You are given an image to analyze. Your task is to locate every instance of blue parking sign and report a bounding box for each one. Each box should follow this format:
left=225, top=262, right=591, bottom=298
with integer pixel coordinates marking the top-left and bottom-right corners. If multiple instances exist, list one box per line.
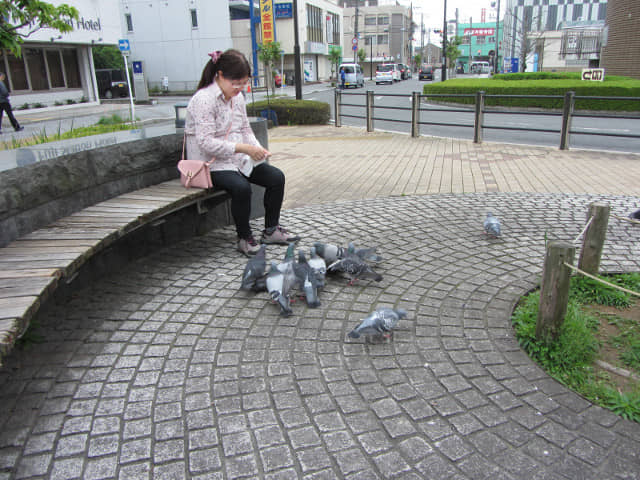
left=118, top=39, right=130, bottom=52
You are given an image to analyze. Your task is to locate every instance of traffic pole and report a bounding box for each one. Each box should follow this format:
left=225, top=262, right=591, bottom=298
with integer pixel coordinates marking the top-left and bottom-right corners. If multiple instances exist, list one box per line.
left=123, top=53, right=135, bottom=124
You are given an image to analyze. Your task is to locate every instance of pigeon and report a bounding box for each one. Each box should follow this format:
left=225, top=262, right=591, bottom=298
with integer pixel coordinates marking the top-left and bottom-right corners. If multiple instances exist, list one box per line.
left=240, top=244, right=267, bottom=292
left=314, top=241, right=383, bottom=265
left=348, top=307, right=408, bottom=339
left=293, top=251, right=321, bottom=308
left=313, top=242, right=345, bottom=265
left=277, top=243, right=298, bottom=299
left=265, top=261, right=292, bottom=317
left=629, top=208, right=640, bottom=220
left=327, top=247, right=383, bottom=285
left=483, top=212, right=501, bottom=237
left=348, top=242, right=383, bottom=263
left=307, top=246, right=327, bottom=288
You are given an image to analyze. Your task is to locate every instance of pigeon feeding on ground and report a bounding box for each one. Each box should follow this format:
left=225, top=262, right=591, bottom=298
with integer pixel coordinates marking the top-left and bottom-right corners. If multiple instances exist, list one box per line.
left=348, top=307, right=407, bottom=340
left=314, top=241, right=383, bottom=265
left=240, top=244, right=267, bottom=292
left=483, top=212, right=501, bottom=237
left=293, top=251, right=321, bottom=308
left=327, top=244, right=383, bottom=285
left=307, top=247, right=327, bottom=288
left=266, top=261, right=292, bottom=317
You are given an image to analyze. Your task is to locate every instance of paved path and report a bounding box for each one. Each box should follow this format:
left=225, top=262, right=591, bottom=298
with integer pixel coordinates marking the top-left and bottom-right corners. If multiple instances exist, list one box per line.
left=1, top=126, right=640, bottom=479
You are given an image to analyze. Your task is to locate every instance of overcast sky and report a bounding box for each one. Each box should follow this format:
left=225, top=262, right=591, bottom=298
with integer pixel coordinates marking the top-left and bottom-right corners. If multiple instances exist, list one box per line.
left=408, top=0, right=502, bottom=29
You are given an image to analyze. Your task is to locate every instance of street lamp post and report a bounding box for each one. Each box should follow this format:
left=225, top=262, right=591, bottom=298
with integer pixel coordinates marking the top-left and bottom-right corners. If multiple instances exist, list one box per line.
left=292, top=0, right=302, bottom=99
left=494, top=0, right=501, bottom=73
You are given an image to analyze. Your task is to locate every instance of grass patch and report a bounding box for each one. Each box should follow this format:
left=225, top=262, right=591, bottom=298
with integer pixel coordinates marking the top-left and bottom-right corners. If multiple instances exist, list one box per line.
left=512, top=273, right=640, bottom=423
left=0, top=115, right=136, bottom=151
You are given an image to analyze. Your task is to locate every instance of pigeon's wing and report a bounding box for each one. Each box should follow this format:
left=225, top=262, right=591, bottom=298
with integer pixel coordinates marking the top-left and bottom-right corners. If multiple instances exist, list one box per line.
left=356, top=247, right=383, bottom=263
left=348, top=311, right=382, bottom=338
left=241, top=252, right=266, bottom=290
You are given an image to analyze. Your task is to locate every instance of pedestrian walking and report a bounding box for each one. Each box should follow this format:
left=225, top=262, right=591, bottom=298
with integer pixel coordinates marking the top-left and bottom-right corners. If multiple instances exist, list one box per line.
left=0, top=72, right=24, bottom=134
left=340, top=67, right=346, bottom=89
left=184, top=49, right=300, bottom=256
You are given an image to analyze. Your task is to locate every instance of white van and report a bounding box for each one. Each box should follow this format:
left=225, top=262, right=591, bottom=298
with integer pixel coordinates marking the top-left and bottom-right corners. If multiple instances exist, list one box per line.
left=470, top=61, right=491, bottom=75
left=338, top=63, right=365, bottom=88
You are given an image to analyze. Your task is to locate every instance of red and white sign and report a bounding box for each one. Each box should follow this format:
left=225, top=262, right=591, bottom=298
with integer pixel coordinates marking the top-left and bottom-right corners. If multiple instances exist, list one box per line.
left=464, top=28, right=495, bottom=37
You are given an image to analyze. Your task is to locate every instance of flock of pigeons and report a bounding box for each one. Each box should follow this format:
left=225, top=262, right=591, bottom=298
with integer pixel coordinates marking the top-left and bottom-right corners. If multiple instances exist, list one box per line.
left=240, top=241, right=405, bottom=341
left=238, top=212, right=503, bottom=341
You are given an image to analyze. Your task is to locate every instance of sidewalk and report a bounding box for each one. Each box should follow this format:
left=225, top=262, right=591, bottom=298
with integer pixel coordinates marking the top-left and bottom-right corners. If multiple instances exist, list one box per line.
left=0, top=126, right=639, bottom=479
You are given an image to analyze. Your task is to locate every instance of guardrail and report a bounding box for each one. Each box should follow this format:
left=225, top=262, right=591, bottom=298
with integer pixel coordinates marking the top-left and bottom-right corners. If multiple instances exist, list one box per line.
left=334, top=90, right=640, bottom=150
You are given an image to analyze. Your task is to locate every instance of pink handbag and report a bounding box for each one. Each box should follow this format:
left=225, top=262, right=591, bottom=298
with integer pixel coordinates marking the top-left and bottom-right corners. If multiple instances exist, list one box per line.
left=177, top=134, right=214, bottom=189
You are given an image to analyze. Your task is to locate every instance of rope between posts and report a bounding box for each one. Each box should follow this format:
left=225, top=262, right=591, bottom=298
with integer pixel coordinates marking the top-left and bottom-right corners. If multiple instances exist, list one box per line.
left=574, top=216, right=594, bottom=244
left=563, top=262, right=640, bottom=298
left=612, top=214, right=640, bottom=225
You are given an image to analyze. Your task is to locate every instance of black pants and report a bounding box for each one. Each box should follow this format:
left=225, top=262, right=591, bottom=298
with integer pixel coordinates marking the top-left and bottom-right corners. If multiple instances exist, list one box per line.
left=210, top=163, right=285, bottom=239
left=0, top=102, right=20, bottom=130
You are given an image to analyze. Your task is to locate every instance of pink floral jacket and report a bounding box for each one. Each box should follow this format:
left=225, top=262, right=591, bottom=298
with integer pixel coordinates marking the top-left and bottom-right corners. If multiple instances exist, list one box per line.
left=184, top=81, right=262, bottom=176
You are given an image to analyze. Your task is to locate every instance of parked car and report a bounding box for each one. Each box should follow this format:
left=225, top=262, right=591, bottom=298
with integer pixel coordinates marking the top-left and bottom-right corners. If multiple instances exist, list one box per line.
left=273, top=69, right=283, bottom=87
left=95, top=69, right=129, bottom=99
left=338, top=63, right=365, bottom=88
left=376, top=63, right=400, bottom=84
left=418, top=65, right=434, bottom=81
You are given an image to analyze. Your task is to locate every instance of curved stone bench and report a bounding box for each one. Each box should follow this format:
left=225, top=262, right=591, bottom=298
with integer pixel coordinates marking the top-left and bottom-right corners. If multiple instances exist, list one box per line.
left=0, top=118, right=269, bottom=364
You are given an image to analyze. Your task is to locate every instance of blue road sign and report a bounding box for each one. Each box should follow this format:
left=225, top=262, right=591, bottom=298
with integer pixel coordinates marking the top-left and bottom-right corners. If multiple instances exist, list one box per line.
left=118, top=39, right=130, bottom=52
left=132, top=61, right=143, bottom=74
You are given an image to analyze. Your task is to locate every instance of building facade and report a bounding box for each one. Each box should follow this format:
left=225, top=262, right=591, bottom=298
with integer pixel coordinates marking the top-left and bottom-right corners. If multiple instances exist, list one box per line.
left=340, top=1, right=412, bottom=78
left=455, top=21, right=504, bottom=73
left=1, top=0, right=121, bottom=105
left=601, top=0, right=640, bottom=79
left=502, top=0, right=608, bottom=72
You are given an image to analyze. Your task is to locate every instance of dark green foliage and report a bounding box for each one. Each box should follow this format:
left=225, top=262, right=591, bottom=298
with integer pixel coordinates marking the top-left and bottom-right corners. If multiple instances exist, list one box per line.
left=423, top=72, right=640, bottom=111
left=571, top=276, right=631, bottom=308
left=247, top=99, right=330, bottom=125
left=92, top=45, right=125, bottom=70
left=511, top=274, right=640, bottom=423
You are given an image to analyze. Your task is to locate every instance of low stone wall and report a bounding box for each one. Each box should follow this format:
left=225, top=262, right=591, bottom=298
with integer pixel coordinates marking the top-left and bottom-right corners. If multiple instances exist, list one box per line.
left=0, top=118, right=268, bottom=247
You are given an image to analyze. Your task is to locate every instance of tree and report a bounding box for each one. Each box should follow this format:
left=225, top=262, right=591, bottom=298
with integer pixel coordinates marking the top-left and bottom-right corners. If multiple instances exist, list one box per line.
left=258, top=41, right=282, bottom=97
left=93, top=45, right=123, bottom=70
left=357, top=48, right=366, bottom=65
left=0, top=0, right=79, bottom=56
left=505, top=6, right=543, bottom=72
left=414, top=53, right=422, bottom=69
left=445, top=36, right=462, bottom=73
left=328, top=45, right=342, bottom=82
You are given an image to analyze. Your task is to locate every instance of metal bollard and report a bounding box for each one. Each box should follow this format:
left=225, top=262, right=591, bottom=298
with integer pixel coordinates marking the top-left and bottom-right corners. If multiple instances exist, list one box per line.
left=560, top=91, right=575, bottom=150
left=473, top=91, right=485, bottom=144
left=411, top=92, right=420, bottom=138
left=366, top=90, right=374, bottom=132
left=334, top=89, right=342, bottom=127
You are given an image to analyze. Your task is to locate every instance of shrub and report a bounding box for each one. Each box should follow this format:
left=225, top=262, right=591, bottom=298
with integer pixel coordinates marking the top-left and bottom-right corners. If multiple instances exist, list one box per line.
left=423, top=73, right=640, bottom=111
left=18, top=103, right=30, bottom=110
left=54, top=101, right=64, bottom=106
left=66, top=99, right=77, bottom=105
left=32, top=102, right=46, bottom=109
left=247, top=98, right=330, bottom=125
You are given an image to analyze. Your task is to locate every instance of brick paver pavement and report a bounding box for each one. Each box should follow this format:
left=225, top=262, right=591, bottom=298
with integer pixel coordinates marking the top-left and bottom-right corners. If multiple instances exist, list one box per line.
left=1, top=126, right=639, bottom=479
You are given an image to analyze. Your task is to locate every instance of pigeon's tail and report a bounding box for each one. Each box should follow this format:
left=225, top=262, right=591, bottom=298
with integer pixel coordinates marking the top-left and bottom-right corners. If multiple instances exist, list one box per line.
left=630, top=208, right=640, bottom=220
left=277, top=295, right=292, bottom=316
left=252, top=276, right=267, bottom=292
left=348, top=330, right=360, bottom=339
left=373, top=274, right=383, bottom=282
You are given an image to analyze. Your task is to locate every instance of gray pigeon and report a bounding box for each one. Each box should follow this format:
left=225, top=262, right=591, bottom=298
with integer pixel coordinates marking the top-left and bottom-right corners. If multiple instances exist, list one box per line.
left=293, top=251, right=321, bottom=308
left=266, top=261, right=292, bottom=316
left=313, top=242, right=344, bottom=265
left=308, top=246, right=327, bottom=288
left=240, top=244, right=267, bottom=292
left=314, top=241, right=382, bottom=265
left=629, top=208, right=640, bottom=220
left=328, top=246, right=383, bottom=285
left=483, top=212, right=501, bottom=237
left=348, top=307, right=407, bottom=339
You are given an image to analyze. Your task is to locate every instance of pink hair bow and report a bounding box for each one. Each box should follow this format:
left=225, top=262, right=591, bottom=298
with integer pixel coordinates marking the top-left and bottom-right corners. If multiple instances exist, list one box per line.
left=208, top=50, right=222, bottom=63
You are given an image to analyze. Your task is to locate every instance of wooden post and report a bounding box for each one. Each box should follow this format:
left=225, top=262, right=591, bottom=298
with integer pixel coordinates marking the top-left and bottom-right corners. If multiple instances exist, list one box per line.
left=473, top=91, right=484, bottom=144
left=366, top=90, right=374, bottom=132
left=536, top=241, right=576, bottom=343
left=411, top=91, right=420, bottom=138
left=578, top=202, right=610, bottom=275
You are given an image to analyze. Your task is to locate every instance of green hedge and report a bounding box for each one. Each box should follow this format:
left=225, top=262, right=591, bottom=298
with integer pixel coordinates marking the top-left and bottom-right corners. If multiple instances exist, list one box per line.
left=247, top=98, right=330, bottom=125
left=423, top=73, right=640, bottom=111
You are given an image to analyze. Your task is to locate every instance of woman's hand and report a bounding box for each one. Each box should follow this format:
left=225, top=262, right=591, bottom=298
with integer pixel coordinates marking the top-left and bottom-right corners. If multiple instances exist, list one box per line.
left=236, top=143, right=271, bottom=162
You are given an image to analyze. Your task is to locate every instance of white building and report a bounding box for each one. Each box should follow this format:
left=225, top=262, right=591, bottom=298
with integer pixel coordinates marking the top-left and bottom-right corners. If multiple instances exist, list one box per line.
left=119, top=0, right=344, bottom=91
left=1, top=0, right=121, bottom=105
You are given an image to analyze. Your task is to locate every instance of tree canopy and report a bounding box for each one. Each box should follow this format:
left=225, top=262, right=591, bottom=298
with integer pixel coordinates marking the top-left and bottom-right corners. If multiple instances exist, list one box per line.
left=0, top=0, right=79, bottom=56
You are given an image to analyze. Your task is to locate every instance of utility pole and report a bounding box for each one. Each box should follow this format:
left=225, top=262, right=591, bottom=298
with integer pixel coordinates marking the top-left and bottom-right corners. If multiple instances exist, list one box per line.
left=442, top=0, right=447, bottom=81
left=293, top=0, right=302, bottom=99
left=494, top=0, right=501, bottom=73
left=469, top=16, right=473, bottom=68
left=354, top=0, right=359, bottom=63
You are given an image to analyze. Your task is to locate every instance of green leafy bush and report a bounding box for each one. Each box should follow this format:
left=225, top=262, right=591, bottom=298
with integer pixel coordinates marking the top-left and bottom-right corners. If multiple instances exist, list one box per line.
left=423, top=73, right=640, bottom=111
left=247, top=98, right=330, bottom=125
